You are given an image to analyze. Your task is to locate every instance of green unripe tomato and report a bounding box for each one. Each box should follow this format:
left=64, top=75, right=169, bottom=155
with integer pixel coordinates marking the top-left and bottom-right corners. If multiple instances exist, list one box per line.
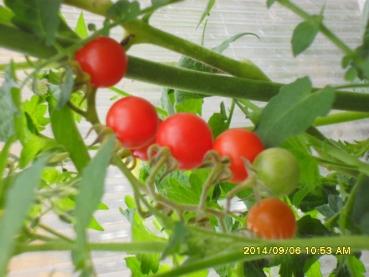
left=253, top=148, right=299, bottom=196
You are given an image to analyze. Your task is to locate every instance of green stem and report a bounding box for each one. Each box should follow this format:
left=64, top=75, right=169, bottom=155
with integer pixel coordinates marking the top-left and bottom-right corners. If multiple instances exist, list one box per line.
left=38, top=223, right=73, bottom=242
left=0, top=61, right=34, bottom=71
left=154, top=250, right=264, bottom=277
left=314, top=111, right=369, bottom=126
left=334, top=83, right=369, bottom=90
left=17, top=241, right=166, bottom=253
left=127, top=56, right=369, bottom=112
left=123, top=20, right=269, bottom=80
left=0, top=25, right=57, bottom=58
left=278, top=0, right=354, bottom=56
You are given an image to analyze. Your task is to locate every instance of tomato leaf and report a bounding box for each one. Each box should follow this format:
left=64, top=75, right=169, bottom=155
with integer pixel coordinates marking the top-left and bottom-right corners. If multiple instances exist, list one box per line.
left=58, top=66, right=75, bottom=109
left=107, top=0, right=141, bottom=21
left=156, top=170, right=203, bottom=205
left=0, top=138, right=13, bottom=182
left=49, top=99, right=90, bottom=172
left=197, top=0, right=216, bottom=28
left=5, top=0, right=61, bottom=45
left=0, top=64, right=18, bottom=142
left=0, top=157, right=46, bottom=275
left=291, top=16, right=321, bottom=56
left=75, top=12, right=88, bottom=39
left=305, top=259, right=323, bottom=277
left=283, top=136, right=320, bottom=206
left=256, top=77, right=335, bottom=147
left=208, top=102, right=228, bottom=137
left=19, top=134, right=57, bottom=168
left=0, top=5, right=13, bottom=25
left=22, top=95, right=49, bottom=132
left=73, top=136, right=115, bottom=271
left=161, top=221, right=187, bottom=259
left=348, top=175, right=369, bottom=234
left=122, top=196, right=163, bottom=275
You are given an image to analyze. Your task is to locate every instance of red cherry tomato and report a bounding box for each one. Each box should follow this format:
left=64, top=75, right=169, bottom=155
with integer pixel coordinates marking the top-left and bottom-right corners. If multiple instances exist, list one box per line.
left=106, top=96, right=158, bottom=149
left=247, top=198, right=296, bottom=239
left=75, top=37, right=128, bottom=87
left=213, top=128, right=264, bottom=183
left=156, top=113, right=213, bottom=169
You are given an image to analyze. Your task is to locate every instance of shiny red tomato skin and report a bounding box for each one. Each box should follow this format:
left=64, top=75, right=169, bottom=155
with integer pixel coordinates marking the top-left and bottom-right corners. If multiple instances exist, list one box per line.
left=156, top=113, right=213, bottom=169
left=75, top=37, right=128, bottom=88
left=247, top=198, right=296, bottom=239
left=213, top=128, right=264, bottom=183
left=106, top=96, right=158, bottom=149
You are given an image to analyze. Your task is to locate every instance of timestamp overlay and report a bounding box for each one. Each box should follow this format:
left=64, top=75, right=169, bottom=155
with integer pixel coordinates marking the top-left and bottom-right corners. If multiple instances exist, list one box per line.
left=243, top=246, right=352, bottom=256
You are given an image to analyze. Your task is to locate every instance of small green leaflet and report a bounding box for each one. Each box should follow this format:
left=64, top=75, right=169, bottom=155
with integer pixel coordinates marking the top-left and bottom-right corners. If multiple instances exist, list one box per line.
left=5, top=0, right=61, bottom=45
left=73, top=136, right=115, bottom=271
left=49, top=100, right=90, bottom=172
left=348, top=175, right=369, bottom=235
left=0, top=138, right=14, bottom=182
left=256, top=77, right=335, bottom=147
left=107, top=0, right=141, bottom=21
left=305, top=259, right=322, bottom=277
left=75, top=12, right=89, bottom=39
left=0, top=157, right=46, bottom=276
left=0, top=64, right=19, bottom=142
left=208, top=102, right=228, bottom=137
left=197, top=0, right=216, bottom=28
left=291, top=16, right=321, bottom=56
left=58, top=66, right=75, bottom=109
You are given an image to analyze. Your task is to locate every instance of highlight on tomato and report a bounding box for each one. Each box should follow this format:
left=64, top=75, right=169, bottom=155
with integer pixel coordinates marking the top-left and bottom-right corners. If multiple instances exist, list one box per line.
left=75, top=36, right=128, bottom=87
left=106, top=96, right=159, bottom=149
left=156, top=113, right=213, bottom=169
left=213, top=128, right=264, bottom=183
left=247, top=198, right=296, bottom=239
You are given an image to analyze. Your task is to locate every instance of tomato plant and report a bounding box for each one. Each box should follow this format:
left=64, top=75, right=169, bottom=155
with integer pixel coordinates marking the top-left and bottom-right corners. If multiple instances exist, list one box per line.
left=75, top=36, right=128, bottom=87
left=156, top=113, right=213, bottom=169
left=247, top=198, right=296, bottom=239
left=0, top=0, right=369, bottom=276
left=213, top=128, right=264, bottom=183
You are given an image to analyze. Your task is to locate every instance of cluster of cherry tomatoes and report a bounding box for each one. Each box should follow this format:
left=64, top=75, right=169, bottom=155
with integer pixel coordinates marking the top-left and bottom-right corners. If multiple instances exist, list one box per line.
left=75, top=36, right=299, bottom=240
